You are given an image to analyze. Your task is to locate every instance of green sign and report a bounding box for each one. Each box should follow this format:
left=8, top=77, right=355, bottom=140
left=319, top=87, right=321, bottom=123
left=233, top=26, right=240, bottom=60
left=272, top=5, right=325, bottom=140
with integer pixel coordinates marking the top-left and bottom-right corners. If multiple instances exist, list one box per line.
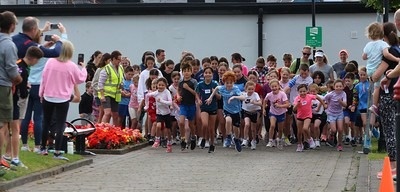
left=306, top=26, right=322, bottom=47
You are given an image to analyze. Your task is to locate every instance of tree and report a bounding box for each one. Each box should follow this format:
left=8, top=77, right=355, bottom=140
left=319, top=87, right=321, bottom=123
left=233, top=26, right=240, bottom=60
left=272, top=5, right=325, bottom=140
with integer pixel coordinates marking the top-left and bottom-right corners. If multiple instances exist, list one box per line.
left=361, top=0, right=400, bottom=13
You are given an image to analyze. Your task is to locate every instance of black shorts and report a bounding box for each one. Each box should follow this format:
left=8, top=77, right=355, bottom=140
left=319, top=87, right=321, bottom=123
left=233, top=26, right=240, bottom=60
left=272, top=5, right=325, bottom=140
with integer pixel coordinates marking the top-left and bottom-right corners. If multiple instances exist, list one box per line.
left=311, top=114, right=322, bottom=123
left=170, top=115, right=177, bottom=122
left=156, top=114, right=172, bottom=129
left=359, top=109, right=367, bottom=113
left=102, top=96, right=119, bottom=112
left=201, top=109, right=217, bottom=115
left=286, top=105, right=293, bottom=115
left=224, top=110, right=241, bottom=128
left=242, top=110, right=258, bottom=123
left=297, top=117, right=311, bottom=122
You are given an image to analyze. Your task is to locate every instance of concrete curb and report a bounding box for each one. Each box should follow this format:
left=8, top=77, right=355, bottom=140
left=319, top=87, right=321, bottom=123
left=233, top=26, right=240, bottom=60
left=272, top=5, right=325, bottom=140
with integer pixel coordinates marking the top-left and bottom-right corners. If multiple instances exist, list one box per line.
left=88, top=142, right=149, bottom=155
left=0, top=158, right=93, bottom=191
left=356, top=155, right=370, bottom=192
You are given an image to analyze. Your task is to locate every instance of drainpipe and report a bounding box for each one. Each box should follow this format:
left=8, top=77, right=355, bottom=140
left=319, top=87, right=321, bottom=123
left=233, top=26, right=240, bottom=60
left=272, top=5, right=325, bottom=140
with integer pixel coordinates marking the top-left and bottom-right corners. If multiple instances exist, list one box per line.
left=257, top=8, right=263, bottom=57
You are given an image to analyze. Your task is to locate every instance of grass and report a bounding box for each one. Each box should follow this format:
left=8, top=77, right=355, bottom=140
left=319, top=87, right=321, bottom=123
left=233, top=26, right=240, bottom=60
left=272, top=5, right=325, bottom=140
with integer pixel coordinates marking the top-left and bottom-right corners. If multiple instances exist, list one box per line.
left=0, top=139, right=84, bottom=181
left=367, top=138, right=387, bottom=161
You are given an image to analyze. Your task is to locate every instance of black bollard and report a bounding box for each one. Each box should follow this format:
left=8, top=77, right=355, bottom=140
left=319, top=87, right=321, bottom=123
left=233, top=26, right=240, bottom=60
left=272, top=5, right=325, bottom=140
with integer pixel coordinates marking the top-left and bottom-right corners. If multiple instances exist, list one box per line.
left=393, top=77, right=400, bottom=192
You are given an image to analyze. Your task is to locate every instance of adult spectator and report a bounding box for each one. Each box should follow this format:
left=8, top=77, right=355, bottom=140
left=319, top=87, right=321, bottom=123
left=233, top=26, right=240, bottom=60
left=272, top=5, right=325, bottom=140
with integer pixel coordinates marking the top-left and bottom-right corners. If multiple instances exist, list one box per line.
left=250, top=57, right=268, bottom=85
left=98, top=51, right=124, bottom=125
left=159, top=59, right=175, bottom=86
left=332, top=49, right=349, bottom=79
left=139, top=51, right=155, bottom=71
left=309, top=50, right=334, bottom=83
left=19, top=22, right=67, bottom=153
left=12, top=17, right=62, bottom=59
left=377, top=22, right=400, bottom=177
left=155, top=48, right=166, bottom=67
left=137, top=55, right=163, bottom=104
left=231, top=52, right=248, bottom=76
left=394, top=9, right=400, bottom=31
left=173, top=51, right=193, bottom=72
left=39, top=40, right=87, bottom=160
left=289, top=46, right=313, bottom=77
left=0, top=11, right=22, bottom=170
left=86, top=50, right=102, bottom=82
left=92, top=53, right=111, bottom=123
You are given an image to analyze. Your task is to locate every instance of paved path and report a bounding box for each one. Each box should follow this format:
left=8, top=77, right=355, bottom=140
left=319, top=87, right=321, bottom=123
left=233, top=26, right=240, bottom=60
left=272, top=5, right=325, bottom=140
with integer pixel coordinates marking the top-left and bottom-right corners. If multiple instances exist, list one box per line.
left=13, top=142, right=364, bottom=192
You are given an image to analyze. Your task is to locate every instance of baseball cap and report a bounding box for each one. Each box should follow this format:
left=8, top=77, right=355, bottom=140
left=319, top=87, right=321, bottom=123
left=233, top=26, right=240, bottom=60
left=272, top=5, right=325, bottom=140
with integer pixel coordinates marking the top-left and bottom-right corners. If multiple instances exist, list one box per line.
left=315, top=51, right=324, bottom=57
left=339, top=49, right=349, bottom=56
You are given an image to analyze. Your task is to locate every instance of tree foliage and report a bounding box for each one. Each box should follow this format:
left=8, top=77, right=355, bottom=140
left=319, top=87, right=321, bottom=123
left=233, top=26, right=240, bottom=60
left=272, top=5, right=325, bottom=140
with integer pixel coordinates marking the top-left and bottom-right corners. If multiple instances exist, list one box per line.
left=361, top=0, right=400, bottom=13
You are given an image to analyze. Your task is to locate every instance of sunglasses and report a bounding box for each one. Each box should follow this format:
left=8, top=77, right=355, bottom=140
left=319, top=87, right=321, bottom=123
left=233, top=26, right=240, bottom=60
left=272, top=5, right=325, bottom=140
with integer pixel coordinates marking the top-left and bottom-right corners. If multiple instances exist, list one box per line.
left=303, top=52, right=311, bottom=56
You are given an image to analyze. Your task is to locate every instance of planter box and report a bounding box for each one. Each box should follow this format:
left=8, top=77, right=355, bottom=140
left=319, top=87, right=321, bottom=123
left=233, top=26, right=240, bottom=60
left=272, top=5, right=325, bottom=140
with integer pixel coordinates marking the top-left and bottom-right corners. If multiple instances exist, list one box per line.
left=88, top=142, right=148, bottom=155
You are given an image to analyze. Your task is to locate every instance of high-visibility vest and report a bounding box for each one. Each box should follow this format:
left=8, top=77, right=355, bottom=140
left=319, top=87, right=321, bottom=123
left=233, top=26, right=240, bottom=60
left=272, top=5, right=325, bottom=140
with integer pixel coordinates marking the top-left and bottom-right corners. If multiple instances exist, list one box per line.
left=103, top=64, right=124, bottom=102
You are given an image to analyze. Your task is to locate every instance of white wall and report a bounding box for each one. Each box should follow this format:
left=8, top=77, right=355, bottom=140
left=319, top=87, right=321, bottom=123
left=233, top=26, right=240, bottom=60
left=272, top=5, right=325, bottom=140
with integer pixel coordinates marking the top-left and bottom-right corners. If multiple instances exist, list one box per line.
left=14, top=13, right=391, bottom=120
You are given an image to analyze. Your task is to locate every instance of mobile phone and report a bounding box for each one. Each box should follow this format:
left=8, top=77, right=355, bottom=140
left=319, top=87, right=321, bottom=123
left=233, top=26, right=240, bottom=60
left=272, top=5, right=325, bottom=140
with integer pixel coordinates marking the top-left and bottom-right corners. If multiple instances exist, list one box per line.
left=50, top=23, right=59, bottom=29
left=78, top=54, right=84, bottom=64
left=44, top=35, right=52, bottom=41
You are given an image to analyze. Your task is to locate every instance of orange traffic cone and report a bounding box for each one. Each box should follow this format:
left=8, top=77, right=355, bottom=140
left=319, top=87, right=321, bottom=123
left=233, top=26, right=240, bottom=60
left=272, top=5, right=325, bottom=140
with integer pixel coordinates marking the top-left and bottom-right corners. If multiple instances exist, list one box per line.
left=379, top=156, right=395, bottom=192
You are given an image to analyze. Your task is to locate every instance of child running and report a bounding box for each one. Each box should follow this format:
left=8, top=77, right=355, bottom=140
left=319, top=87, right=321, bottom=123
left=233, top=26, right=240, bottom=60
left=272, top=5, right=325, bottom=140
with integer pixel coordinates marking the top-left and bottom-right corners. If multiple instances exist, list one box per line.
left=352, top=67, right=369, bottom=144
left=264, top=79, right=290, bottom=149
left=129, top=74, right=140, bottom=130
left=324, top=79, right=347, bottom=151
left=293, top=84, right=325, bottom=152
left=206, top=71, right=243, bottom=152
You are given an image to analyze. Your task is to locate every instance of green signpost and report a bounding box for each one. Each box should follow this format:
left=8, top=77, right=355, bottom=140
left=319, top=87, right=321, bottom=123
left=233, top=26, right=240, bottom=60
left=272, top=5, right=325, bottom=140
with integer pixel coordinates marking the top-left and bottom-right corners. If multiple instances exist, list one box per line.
left=305, top=26, right=322, bottom=47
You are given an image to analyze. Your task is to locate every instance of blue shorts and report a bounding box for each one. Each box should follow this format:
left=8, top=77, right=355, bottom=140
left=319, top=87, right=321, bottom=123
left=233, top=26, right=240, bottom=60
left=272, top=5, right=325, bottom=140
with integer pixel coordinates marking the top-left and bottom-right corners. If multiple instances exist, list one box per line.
left=118, top=104, right=129, bottom=117
left=343, top=110, right=356, bottom=122
left=327, top=112, right=344, bottom=123
left=269, top=113, right=285, bottom=123
left=180, top=104, right=196, bottom=121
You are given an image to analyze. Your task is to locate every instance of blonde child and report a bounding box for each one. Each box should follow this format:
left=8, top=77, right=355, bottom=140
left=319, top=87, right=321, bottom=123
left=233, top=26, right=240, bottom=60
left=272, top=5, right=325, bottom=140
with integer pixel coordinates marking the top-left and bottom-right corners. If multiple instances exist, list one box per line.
left=262, top=70, right=279, bottom=141
left=247, top=71, right=263, bottom=144
left=147, top=77, right=173, bottom=152
left=293, top=84, right=325, bottom=152
left=206, top=71, right=243, bottom=152
left=362, top=22, right=399, bottom=117
left=169, top=71, right=181, bottom=145
left=324, top=80, right=347, bottom=151
left=351, top=67, right=369, bottom=143
left=237, top=81, right=262, bottom=150
left=279, top=67, right=292, bottom=145
left=264, top=79, right=290, bottom=149
left=309, top=84, right=324, bottom=147
left=129, top=74, right=140, bottom=130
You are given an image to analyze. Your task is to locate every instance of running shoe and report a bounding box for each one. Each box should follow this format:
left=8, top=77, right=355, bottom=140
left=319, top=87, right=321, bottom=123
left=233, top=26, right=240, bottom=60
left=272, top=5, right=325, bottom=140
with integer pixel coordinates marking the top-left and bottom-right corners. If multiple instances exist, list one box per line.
left=234, top=138, right=242, bottom=152
left=204, top=141, right=210, bottom=148
left=309, top=139, right=316, bottom=149
left=250, top=140, right=256, bottom=150
left=152, top=140, right=160, bottom=148
left=266, top=141, right=274, bottom=148
left=296, top=144, right=303, bottom=152
left=190, top=136, right=196, bottom=150
left=351, top=139, right=357, bottom=147
left=166, top=144, right=172, bottom=153
left=208, top=145, right=215, bottom=153
left=241, top=139, right=248, bottom=147
left=181, top=140, right=187, bottom=151
left=315, top=140, right=321, bottom=147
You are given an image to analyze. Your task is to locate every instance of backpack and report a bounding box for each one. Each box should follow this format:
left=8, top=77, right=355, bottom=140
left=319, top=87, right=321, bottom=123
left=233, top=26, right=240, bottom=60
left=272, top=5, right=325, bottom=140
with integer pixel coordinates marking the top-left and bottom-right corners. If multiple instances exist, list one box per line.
left=294, top=58, right=314, bottom=74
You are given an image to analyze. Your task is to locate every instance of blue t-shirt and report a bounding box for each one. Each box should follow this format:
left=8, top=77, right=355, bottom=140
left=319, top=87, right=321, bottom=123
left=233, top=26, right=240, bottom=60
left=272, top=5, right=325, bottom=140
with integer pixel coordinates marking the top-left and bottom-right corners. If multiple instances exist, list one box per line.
left=354, top=81, right=369, bottom=110
left=363, top=40, right=389, bottom=75
left=218, top=85, right=242, bottom=114
left=120, top=79, right=131, bottom=105
left=196, top=80, right=218, bottom=111
left=234, top=76, right=247, bottom=92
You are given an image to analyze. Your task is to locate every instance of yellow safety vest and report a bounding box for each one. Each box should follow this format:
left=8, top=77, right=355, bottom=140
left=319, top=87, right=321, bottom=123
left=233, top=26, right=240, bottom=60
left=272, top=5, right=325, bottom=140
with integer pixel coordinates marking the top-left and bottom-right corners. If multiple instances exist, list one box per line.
left=103, top=64, right=124, bottom=102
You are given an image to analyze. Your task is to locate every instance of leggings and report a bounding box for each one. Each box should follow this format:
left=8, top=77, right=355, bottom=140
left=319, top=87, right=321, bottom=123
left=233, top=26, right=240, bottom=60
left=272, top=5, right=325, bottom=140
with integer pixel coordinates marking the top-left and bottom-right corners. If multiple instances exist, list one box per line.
left=41, top=100, right=69, bottom=151
left=379, top=93, right=396, bottom=162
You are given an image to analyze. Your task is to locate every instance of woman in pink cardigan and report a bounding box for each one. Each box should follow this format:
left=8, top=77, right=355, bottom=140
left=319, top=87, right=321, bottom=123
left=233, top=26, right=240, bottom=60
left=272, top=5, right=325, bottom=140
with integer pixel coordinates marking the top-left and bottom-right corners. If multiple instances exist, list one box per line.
left=39, top=40, right=87, bottom=160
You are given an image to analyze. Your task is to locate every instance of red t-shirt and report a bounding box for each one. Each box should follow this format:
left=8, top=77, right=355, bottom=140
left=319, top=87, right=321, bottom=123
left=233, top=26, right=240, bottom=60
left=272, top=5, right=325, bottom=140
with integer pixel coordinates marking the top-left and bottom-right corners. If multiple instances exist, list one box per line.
left=294, top=94, right=316, bottom=119
left=148, top=96, right=156, bottom=122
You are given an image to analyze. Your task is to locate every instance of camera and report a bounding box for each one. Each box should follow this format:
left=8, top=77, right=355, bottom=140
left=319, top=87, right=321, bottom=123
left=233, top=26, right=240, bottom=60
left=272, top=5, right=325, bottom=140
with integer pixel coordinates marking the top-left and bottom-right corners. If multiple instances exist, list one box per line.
left=50, top=23, right=59, bottom=29
left=78, top=54, right=84, bottom=64
left=44, top=35, right=52, bottom=41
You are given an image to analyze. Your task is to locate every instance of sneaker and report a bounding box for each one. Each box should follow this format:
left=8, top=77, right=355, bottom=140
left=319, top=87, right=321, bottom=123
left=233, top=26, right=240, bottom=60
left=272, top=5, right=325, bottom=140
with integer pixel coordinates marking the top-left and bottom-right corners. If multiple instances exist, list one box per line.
left=309, top=139, right=316, bottom=149
left=40, top=149, right=48, bottom=156
left=2, top=155, right=11, bottom=162
left=290, top=137, right=298, bottom=144
left=344, top=138, right=350, bottom=145
left=377, top=169, right=397, bottom=179
left=20, top=146, right=30, bottom=152
left=351, top=139, right=357, bottom=147
left=320, top=135, right=327, bottom=142
left=266, top=141, right=274, bottom=148
left=372, top=127, right=380, bottom=139
left=33, top=147, right=41, bottom=153
left=315, top=140, right=321, bottom=147
left=10, top=159, right=28, bottom=169
left=180, top=140, right=187, bottom=151
left=223, top=137, right=232, bottom=148
left=53, top=154, right=69, bottom=161
left=204, top=141, right=210, bottom=148
left=255, top=135, right=260, bottom=144
left=166, top=144, right=172, bottom=153
left=276, top=139, right=283, bottom=150
left=284, top=138, right=291, bottom=146
left=171, top=139, right=177, bottom=145
left=148, top=138, right=155, bottom=145
left=200, top=138, right=206, bottom=149
left=208, top=145, right=215, bottom=153
left=0, top=158, right=10, bottom=168
left=326, top=135, right=335, bottom=147
left=197, top=137, right=203, bottom=147
left=303, top=141, right=310, bottom=150
left=190, top=137, right=196, bottom=150
left=369, top=105, right=379, bottom=117
left=337, top=145, right=343, bottom=151
left=161, top=139, right=167, bottom=148
left=296, top=144, right=303, bottom=152
left=152, top=140, right=160, bottom=148
left=234, top=138, right=242, bottom=152
left=241, top=139, right=248, bottom=147
left=250, top=140, right=256, bottom=150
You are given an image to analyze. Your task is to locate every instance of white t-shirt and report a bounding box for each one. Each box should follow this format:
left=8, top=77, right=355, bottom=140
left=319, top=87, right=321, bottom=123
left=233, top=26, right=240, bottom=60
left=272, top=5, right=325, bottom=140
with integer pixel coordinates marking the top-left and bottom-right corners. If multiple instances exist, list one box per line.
left=311, top=94, right=324, bottom=115
left=241, top=92, right=261, bottom=112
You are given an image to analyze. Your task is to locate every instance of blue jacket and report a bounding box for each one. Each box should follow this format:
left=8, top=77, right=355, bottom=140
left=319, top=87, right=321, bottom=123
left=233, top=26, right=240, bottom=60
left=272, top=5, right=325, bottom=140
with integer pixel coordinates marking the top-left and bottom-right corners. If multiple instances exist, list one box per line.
left=12, top=32, right=62, bottom=59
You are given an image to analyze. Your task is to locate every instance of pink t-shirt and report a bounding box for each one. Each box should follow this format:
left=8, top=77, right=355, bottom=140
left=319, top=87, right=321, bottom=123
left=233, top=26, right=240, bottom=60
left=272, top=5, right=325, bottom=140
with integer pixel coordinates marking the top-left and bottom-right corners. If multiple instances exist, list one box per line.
left=241, top=63, right=248, bottom=77
left=264, top=90, right=288, bottom=115
left=129, top=84, right=139, bottom=108
left=294, top=94, right=316, bottom=119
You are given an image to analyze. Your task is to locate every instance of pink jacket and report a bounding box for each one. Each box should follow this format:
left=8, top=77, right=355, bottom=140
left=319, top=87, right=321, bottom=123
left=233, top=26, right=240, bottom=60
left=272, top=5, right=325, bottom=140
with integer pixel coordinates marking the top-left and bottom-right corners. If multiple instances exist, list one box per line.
left=39, top=58, right=87, bottom=100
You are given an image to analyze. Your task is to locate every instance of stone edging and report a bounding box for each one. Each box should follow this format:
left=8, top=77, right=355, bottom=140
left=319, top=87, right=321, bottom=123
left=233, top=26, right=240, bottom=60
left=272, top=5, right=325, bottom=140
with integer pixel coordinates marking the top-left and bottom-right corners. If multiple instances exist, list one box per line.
left=87, top=142, right=149, bottom=155
left=0, top=158, right=93, bottom=191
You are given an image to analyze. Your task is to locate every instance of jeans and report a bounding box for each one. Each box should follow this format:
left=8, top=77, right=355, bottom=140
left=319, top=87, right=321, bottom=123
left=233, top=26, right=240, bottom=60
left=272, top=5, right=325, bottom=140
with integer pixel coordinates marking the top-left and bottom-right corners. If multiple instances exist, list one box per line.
left=20, top=85, right=43, bottom=146
left=41, top=100, right=69, bottom=151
